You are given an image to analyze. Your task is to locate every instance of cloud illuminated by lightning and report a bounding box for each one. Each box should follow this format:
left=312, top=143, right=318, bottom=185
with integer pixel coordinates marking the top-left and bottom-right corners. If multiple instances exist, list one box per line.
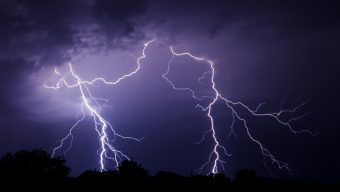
left=163, top=46, right=317, bottom=176
left=45, top=38, right=315, bottom=176
left=45, top=39, right=155, bottom=171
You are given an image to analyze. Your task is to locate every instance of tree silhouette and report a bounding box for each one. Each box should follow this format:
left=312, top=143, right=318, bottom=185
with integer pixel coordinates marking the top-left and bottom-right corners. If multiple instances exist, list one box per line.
left=0, top=149, right=70, bottom=179
left=117, top=159, right=149, bottom=178
left=234, top=169, right=258, bottom=185
left=0, top=149, right=336, bottom=190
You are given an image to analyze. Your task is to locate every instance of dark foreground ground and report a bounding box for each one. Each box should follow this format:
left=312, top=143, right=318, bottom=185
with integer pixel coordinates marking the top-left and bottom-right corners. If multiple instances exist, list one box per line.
left=1, top=172, right=340, bottom=191
left=0, top=150, right=339, bottom=190
left=2, top=165, right=340, bottom=191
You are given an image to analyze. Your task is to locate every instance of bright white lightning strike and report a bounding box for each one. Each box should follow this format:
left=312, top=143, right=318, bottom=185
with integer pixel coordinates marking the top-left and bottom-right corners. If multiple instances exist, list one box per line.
left=45, top=39, right=155, bottom=171
left=45, top=38, right=315, bottom=176
left=163, top=46, right=317, bottom=176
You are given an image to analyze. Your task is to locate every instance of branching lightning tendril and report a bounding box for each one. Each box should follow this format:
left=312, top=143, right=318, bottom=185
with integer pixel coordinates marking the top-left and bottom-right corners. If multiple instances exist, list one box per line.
left=45, top=39, right=155, bottom=171
left=45, top=38, right=316, bottom=175
left=162, top=46, right=317, bottom=176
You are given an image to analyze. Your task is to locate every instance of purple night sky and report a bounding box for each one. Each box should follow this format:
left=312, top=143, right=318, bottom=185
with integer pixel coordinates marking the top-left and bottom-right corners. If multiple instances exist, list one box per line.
left=0, top=0, right=339, bottom=181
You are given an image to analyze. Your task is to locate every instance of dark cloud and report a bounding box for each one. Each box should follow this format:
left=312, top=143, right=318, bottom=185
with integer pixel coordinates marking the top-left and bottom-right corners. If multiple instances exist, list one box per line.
left=0, top=58, right=33, bottom=115
left=209, top=11, right=233, bottom=38
left=207, top=1, right=340, bottom=39
left=93, top=0, right=148, bottom=48
left=0, top=0, right=75, bottom=65
left=0, top=0, right=149, bottom=69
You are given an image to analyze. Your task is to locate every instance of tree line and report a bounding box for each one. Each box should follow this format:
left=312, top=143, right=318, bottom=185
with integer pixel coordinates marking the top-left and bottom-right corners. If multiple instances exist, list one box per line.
left=0, top=149, right=338, bottom=190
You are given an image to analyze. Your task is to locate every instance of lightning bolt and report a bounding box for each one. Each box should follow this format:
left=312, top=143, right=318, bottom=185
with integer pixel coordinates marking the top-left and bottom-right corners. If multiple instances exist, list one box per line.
left=163, top=46, right=317, bottom=176
left=45, top=39, right=155, bottom=171
left=45, top=38, right=315, bottom=176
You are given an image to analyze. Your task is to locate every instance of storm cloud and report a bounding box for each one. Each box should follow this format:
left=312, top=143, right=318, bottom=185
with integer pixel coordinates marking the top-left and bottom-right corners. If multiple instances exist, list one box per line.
left=0, top=0, right=339, bottom=181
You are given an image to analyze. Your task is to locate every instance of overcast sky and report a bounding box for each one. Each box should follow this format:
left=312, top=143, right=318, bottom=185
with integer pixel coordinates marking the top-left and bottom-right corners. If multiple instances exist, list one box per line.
left=0, top=0, right=339, bottom=181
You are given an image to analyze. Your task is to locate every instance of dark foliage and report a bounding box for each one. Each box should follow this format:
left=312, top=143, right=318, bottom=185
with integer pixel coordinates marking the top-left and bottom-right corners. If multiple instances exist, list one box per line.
left=117, top=159, right=149, bottom=178
left=0, top=149, right=338, bottom=190
left=0, top=149, right=69, bottom=179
